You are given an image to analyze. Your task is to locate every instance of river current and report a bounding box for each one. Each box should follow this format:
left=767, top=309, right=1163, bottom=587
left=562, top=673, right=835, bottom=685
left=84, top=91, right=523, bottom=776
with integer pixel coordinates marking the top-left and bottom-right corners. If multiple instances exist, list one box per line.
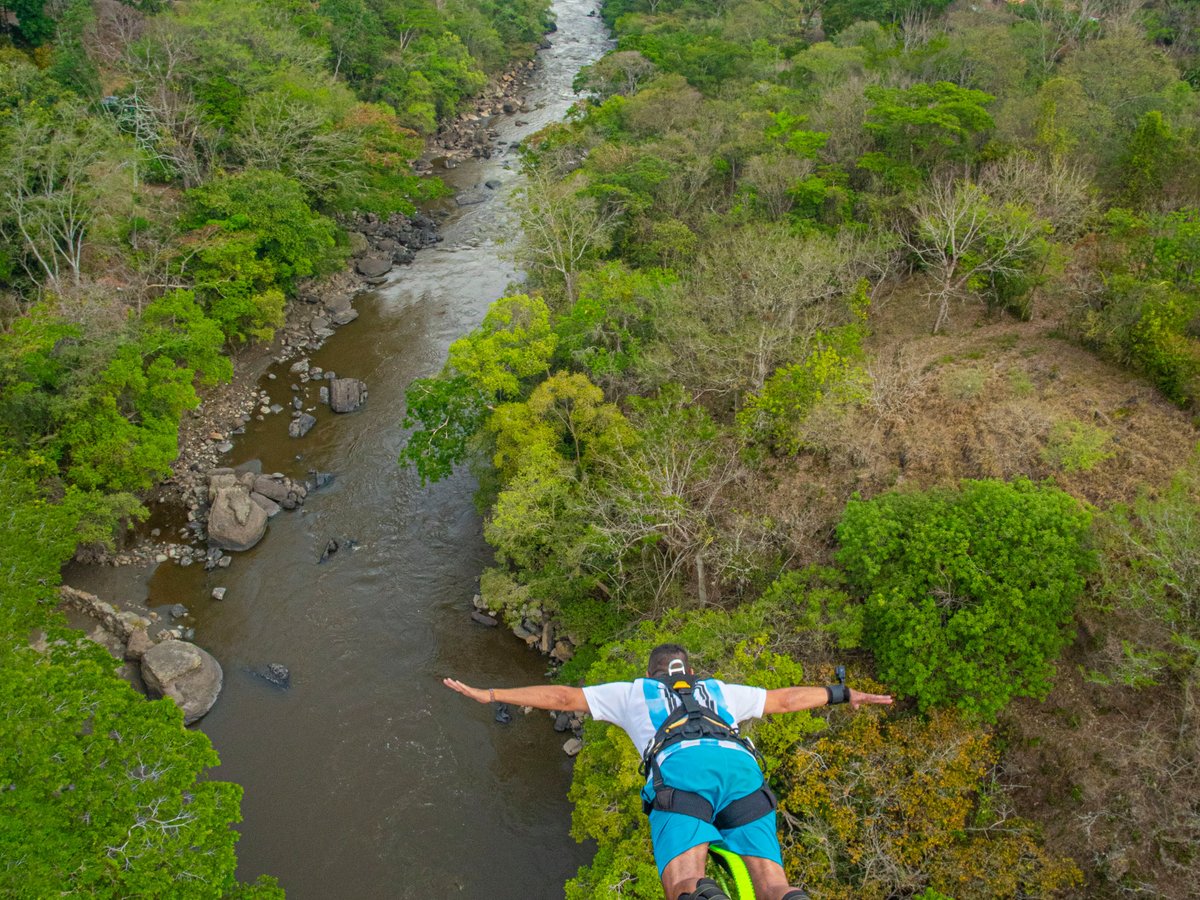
left=64, top=3, right=612, bottom=895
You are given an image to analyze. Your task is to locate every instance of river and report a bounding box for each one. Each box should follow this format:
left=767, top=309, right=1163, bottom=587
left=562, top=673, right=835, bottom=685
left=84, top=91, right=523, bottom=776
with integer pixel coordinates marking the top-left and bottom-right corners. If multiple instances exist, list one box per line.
left=62, top=3, right=612, bottom=895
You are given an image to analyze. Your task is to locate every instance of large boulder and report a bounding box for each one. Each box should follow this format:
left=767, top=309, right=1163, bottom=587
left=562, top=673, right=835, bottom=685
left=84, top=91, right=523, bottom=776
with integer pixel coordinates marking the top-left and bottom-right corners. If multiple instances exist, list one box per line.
left=355, top=256, right=392, bottom=278
left=141, top=640, right=223, bottom=724
left=208, top=485, right=268, bottom=551
left=329, top=378, right=366, bottom=413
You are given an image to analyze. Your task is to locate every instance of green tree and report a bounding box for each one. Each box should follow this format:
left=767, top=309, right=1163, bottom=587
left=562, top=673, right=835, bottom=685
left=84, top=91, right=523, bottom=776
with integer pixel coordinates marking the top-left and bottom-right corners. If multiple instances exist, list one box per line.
left=0, top=455, right=280, bottom=899
left=184, top=170, right=343, bottom=341
left=400, top=294, right=557, bottom=483
left=859, top=81, right=994, bottom=186
left=1118, top=110, right=1180, bottom=209
left=822, top=0, right=953, bottom=36
left=836, top=479, right=1093, bottom=719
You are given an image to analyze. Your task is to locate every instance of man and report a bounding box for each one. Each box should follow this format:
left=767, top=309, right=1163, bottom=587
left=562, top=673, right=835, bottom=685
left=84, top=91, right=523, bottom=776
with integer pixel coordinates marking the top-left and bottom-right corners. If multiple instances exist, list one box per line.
left=444, top=642, right=893, bottom=900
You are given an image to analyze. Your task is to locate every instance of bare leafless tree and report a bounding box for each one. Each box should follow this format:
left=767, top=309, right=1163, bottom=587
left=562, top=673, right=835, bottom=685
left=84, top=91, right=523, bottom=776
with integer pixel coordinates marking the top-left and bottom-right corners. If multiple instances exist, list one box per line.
left=231, top=93, right=362, bottom=196
left=85, top=0, right=146, bottom=67
left=513, top=170, right=623, bottom=303
left=0, top=108, right=114, bottom=289
left=904, top=175, right=1048, bottom=333
left=979, top=152, right=1097, bottom=240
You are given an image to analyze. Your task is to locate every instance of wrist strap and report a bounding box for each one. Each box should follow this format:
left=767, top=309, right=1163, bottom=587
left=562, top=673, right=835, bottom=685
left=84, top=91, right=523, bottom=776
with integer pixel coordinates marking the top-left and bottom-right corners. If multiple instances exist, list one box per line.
left=825, top=685, right=850, bottom=705
left=489, top=688, right=496, bottom=703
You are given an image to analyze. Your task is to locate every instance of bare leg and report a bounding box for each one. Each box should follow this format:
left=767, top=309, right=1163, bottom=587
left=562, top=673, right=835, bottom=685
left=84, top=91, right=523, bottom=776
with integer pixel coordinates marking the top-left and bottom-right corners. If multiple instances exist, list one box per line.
left=661, top=843, right=710, bottom=899
left=742, top=855, right=806, bottom=900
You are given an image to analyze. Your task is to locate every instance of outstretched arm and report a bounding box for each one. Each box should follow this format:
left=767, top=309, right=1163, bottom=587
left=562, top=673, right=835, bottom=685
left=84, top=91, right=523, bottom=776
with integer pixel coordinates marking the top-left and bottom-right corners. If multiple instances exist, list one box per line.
left=763, top=685, right=893, bottom=715
left=443, top=678, right=591, bottom=713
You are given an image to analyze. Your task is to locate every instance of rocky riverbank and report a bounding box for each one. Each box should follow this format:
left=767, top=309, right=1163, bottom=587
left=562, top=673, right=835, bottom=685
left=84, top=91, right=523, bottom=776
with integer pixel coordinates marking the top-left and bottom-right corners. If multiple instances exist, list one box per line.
left=84, top=55, right=543, bottom=569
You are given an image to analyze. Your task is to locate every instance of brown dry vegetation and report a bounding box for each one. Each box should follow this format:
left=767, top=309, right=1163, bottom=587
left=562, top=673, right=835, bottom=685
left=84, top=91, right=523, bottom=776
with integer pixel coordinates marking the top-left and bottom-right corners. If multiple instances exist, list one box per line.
left=754, top=282, right=1198, bottom=554
left=1001, top=622, right=1199, bottom=899
left=744, top=280, right=1200, bottom=898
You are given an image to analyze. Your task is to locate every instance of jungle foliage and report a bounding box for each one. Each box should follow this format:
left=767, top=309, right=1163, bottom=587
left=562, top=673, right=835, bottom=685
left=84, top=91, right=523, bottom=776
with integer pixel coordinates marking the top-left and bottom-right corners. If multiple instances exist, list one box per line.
left=397, top=0, right=1200, bottom=896
left=0, top=0, right=550, bottom=893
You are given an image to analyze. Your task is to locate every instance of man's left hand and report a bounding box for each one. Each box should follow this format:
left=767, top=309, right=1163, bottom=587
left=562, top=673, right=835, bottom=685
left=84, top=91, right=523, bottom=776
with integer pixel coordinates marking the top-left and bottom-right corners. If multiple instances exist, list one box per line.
left=849, top=689, right=893, bottom=709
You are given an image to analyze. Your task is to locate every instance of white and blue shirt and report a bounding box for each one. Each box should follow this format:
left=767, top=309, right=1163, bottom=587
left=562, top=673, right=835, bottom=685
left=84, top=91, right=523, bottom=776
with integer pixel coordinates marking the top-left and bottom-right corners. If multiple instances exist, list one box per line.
left=583, top=678, right=767, bottom=789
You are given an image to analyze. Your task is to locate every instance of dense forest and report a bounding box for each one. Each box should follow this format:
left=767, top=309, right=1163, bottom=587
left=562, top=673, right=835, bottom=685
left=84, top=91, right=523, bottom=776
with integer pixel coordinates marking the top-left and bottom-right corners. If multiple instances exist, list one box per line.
left=398, top=0, right=1200, bottom=897
left=0, top=1, right=550, bottom=895
left=3, top=0, right=1199, bottom=897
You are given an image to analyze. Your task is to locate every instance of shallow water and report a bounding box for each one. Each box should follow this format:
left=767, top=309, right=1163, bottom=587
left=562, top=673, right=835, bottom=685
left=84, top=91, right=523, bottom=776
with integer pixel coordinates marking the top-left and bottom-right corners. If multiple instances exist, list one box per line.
left=63, top=4, right=612, bottom=895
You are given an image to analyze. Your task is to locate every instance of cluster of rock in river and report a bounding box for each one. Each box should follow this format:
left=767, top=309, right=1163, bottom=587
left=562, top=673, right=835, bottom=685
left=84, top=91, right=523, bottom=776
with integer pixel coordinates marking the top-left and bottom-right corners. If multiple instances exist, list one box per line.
left=469, top=593, right=586, bottom=755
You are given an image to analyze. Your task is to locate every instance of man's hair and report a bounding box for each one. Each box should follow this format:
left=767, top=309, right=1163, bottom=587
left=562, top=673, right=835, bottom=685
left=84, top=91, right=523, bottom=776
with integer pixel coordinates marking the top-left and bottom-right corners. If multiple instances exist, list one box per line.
left=647, top=643, right=689, bottom=678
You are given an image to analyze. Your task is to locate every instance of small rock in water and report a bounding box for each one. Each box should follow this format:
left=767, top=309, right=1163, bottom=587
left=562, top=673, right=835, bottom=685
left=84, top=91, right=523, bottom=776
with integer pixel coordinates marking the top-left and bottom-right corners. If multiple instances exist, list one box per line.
left=563, top=737, right=583, bottom=757
left=289, top=413, right=317, bottom=438
left=269, top=404, right=283, bottom=414
left=309, top=471, right=335, bottom=490
left=169, top=604, right=188, bottom=619
left=471, top=611, right=498, bottom=627
left=179, top=556, right=193, bottom=567
left=262, top=663, right=290, bottom=688
left=217, top=556, right=233, bottom=569
left=154, top=553, right=169, bottom=563
left=318, top=539, right=339, bottom=563
left=216, top=442, right=233, bottom=453
left=211, top=587, right=227, bottom=601
left=553, top=711, right=572, bottom=733
left=494, top=703, right=513, bottom=725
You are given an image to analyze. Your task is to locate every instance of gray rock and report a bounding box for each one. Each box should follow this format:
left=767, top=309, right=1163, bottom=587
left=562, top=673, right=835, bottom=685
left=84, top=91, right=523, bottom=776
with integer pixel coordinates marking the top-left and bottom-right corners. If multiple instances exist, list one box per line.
left=553, top=711, right=572, bottom=733
left=485, top=179, right=502, bottom=190
left=329, top=378, right=366, bottom=413
left=124, top=628, right=153, bottom=661
left=87, top=624, right=125, bottom=659
left=455, top=190, right=488, bottom=207
left=308, top=471, right=335, bottom=490
left=207, top=471, right=240, bottom=503
left=208, top=485, right=269, bottom=551
left=140, top=640, right=223, bottom=725
left=252, top=476, right=290, bottom=503
left=289, top=358, right=310, bottom=374
left=169, top=603, right=188, bottom=619
left=249, top=492, right=282, bottom=518
left=217, top=555, right=233, bottom=569
left=562, top=737, right=583, bottom=757
left=470, top=611, right=498, bottom=627
left=551, top=639, right=575, bottom=663
left=331, top=308, right=359, bottom=326
left=289, top=413, right=317, bottom=438
left=355, top=256, right=393, bottom=278
left=319, top=386, right=329, bottom=404
left=261, top=663, right=290, bottom=688
left=211, top=587, right=227, bottom=601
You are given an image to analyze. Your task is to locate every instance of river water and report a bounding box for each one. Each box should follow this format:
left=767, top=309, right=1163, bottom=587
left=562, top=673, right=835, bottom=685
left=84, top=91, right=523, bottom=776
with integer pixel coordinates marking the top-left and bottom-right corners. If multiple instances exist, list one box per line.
left=63, top=4, right=611, bottom=896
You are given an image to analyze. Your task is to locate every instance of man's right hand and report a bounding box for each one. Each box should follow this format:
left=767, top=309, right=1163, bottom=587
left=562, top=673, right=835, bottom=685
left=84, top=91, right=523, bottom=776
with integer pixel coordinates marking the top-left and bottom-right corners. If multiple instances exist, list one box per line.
left=443, top=678, right=490, bottom=704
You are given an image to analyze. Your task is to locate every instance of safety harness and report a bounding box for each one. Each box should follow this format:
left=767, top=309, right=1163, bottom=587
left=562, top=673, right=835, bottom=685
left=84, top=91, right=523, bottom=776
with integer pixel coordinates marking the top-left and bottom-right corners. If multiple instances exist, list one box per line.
left=638, top=665, right=777, bottom=829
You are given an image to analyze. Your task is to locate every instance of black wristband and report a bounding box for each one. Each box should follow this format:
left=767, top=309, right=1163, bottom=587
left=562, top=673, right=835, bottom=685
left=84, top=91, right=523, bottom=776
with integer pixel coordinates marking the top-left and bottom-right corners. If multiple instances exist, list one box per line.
left=825, top=684, right=850, bottom=705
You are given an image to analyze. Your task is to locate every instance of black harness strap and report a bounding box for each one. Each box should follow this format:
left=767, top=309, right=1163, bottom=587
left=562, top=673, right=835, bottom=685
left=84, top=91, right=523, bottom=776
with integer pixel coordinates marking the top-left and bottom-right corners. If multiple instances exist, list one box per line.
left=639, top=676, right=775, bottom=829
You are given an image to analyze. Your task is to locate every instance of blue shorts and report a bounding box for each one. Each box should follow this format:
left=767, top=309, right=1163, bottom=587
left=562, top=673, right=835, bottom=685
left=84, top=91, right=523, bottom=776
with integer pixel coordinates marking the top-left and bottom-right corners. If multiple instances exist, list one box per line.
left=644, top=742, right=783, bottom=875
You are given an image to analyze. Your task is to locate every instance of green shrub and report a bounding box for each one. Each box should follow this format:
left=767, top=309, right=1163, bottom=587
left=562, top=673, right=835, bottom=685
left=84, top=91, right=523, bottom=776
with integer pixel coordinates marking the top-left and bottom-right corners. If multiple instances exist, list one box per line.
left=1041, top=420, right=1115, bottom=473
left=836, top=479, right=1093, bottom=719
